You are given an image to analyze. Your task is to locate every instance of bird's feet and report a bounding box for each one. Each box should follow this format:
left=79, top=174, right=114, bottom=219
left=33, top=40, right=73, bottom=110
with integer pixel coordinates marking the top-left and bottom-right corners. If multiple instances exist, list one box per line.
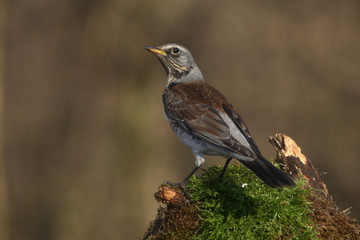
left=218, top=158, right=232, bottom=182
left=163, top=180, right=192, bottom=202
left=218, top=171, right=226, bottom=182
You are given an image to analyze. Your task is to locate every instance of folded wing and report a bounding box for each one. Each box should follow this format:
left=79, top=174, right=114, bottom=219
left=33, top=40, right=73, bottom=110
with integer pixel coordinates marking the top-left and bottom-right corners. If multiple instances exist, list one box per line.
left=163, top=87, right=257, bottom=159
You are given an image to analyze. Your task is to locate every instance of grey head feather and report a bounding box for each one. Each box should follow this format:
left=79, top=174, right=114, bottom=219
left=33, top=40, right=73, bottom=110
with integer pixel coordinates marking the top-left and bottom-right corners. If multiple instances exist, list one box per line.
left=155, top=43, right=204, bottom=86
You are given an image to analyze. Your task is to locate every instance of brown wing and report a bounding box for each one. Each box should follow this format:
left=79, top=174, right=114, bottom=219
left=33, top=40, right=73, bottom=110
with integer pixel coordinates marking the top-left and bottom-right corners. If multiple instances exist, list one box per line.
left=162, top=84, right=256, bottom=158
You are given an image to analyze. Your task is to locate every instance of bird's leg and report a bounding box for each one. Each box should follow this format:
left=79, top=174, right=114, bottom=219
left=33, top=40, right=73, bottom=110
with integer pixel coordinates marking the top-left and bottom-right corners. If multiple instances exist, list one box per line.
left=164, top=166, right=200, bottom=202
left=164, top=152, right=204, bottom=202
left=219, top=158, right=233, bottom=181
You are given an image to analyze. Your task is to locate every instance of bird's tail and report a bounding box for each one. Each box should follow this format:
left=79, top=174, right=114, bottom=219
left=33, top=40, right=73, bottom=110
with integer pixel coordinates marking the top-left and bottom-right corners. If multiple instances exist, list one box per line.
left=240, top=157, right=296, bottom=188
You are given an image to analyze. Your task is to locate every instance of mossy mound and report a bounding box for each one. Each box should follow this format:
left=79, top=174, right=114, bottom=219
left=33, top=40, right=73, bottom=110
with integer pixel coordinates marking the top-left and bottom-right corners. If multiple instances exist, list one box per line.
left=144, top=163, right=319, bottom=239
left=187, top=164, right=317, bottom=240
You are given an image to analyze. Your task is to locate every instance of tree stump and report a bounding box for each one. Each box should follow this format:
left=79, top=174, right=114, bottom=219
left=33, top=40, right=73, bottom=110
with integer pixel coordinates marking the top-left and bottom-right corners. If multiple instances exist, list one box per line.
left=143, top=133, right=360, bottom=239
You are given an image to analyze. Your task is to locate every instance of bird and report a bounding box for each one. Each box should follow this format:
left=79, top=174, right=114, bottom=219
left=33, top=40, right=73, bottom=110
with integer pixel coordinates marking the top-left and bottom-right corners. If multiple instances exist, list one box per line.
left=144, top=43, right=295, bottom=200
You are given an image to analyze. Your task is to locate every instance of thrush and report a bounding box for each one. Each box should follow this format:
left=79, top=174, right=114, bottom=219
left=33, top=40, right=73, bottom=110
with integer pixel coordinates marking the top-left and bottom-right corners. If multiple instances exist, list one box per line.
left=145, top=43, right=295, bottom=200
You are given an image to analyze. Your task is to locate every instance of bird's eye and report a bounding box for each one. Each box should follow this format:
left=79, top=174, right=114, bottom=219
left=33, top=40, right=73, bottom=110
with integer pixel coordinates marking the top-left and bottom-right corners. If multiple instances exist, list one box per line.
left=172, top=47, right=180, bottom=54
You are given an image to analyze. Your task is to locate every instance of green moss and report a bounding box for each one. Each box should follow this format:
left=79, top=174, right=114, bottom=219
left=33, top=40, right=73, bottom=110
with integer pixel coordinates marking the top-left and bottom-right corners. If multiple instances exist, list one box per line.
left=187, top=164, right=319, bottom=240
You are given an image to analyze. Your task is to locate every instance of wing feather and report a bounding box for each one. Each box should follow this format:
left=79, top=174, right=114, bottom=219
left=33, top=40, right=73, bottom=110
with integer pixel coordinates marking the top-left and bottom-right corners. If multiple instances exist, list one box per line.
left=222, top=105, right=263, bottom=157
left=163, top=86, right=256, bottom=158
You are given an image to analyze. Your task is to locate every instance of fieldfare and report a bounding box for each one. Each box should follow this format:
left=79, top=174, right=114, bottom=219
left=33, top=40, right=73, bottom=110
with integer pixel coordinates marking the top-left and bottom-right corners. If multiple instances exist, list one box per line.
left=145, top=43, right=295, bottom=199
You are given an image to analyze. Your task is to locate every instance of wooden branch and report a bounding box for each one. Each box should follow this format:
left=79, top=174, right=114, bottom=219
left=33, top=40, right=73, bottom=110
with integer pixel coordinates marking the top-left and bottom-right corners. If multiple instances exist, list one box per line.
left=269, top=133, right=331, bottom=200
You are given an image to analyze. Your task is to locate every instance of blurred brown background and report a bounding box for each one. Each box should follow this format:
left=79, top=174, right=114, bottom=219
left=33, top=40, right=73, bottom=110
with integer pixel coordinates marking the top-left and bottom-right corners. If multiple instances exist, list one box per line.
left=1, top=0, right=360, bottom=239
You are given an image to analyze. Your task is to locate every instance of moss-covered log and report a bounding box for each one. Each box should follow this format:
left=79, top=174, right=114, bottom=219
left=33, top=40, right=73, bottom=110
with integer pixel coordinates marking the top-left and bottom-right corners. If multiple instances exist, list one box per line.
left=143, top=134, right=360, bottom=240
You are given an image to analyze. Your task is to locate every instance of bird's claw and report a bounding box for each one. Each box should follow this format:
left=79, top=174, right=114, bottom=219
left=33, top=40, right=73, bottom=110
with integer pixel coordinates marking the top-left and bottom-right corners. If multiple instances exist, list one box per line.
left=163, top=180, right=193, bottom=202
left=218, top=172, right=225, bottom=182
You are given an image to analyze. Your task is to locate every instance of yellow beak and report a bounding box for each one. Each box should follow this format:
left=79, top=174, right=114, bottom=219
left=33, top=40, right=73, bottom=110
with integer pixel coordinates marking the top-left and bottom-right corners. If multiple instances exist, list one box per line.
left=144, top=46, right=167, bottom=56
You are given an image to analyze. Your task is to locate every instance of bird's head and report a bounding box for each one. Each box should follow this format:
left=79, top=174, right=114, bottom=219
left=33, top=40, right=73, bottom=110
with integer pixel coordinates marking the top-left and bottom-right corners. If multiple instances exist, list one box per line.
left=145, top=43, right=204, bottom=86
